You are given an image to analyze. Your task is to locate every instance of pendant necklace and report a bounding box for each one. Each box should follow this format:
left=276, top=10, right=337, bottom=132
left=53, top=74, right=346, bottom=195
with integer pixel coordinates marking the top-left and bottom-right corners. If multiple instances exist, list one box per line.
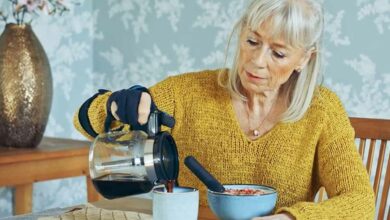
left=246, top=100, right=276, bottom=137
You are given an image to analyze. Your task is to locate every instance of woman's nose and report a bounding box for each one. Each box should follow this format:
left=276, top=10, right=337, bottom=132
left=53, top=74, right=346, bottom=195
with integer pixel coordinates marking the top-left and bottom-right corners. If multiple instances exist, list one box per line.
left=251, top=46, right=268, bottom=68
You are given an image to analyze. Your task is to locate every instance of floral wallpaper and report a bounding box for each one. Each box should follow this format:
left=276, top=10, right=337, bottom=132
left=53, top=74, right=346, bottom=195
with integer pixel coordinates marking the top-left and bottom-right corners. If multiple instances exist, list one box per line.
left=0, top=0, right=389, bottom=218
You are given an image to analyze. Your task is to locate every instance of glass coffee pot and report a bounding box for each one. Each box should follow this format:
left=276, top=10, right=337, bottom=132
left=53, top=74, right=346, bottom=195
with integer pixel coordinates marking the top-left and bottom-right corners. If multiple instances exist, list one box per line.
left=89, top=110, right=179, bottom=199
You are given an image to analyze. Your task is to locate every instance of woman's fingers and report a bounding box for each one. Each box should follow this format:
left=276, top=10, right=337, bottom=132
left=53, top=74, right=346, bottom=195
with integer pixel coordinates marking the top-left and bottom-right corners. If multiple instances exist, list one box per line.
left=110, top=101, right=120, bottom=120
left=138, top=92, right=152, bottom=125
left=110, top=92, right=151, bottom=125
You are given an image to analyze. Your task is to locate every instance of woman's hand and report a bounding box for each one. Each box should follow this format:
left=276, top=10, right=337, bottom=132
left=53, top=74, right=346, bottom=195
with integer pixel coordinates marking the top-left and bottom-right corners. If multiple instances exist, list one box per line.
left=252, top=213, right=294, bottom=220
left=110, top=92, right=151, bottom=125
left=106, top=85, right=175, bottom=132
left=105, top=85, right=156, bottom=132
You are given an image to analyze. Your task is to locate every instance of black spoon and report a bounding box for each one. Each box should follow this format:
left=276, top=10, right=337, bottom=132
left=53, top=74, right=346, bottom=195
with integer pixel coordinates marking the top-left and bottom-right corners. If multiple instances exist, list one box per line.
left=184, top=156, right=225, bottom=193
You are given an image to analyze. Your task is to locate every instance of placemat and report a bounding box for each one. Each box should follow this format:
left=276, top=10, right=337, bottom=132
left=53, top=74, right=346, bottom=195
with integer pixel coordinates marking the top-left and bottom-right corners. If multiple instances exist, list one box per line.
left=37, top=205, right=152, bottom=220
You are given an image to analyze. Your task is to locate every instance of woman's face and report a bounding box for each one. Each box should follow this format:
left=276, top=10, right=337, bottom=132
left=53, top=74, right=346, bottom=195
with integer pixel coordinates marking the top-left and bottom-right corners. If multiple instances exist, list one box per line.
left=238, top=22, right=311, bottom=94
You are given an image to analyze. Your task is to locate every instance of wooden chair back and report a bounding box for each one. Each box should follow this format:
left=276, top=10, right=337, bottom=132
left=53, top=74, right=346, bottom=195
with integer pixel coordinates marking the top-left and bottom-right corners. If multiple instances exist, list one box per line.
left=316, top=117, right=390, bottom=220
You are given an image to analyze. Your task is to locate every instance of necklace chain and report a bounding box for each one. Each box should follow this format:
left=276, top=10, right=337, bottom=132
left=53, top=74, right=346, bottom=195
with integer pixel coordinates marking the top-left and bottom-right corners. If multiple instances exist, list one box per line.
left=245, top=100, right=276, bottom=137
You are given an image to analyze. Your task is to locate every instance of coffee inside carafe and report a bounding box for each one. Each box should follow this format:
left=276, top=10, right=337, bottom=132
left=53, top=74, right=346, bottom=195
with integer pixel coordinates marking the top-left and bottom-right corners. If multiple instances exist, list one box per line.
left=92, top=174, right=154, bottom=199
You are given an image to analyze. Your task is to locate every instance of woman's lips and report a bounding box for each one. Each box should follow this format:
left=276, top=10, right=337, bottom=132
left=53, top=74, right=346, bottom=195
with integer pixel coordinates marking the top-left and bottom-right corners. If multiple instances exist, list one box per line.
left=245, top=71, right=266, bottom=81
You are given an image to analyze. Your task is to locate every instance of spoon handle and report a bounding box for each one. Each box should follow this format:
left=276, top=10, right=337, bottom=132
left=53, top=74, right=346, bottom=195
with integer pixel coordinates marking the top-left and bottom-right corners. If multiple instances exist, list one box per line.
left=184, top=156, right=225, bottom=193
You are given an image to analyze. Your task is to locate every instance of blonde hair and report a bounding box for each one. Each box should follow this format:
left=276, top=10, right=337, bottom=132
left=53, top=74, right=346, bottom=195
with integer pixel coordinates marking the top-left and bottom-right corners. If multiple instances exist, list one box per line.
left=219, top=0, right=324, bottom=122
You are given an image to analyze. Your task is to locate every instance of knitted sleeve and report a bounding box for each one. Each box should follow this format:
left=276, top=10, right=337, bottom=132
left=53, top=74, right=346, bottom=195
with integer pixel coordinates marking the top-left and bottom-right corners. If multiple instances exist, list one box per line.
left=276, top=89, right=375, bottom=219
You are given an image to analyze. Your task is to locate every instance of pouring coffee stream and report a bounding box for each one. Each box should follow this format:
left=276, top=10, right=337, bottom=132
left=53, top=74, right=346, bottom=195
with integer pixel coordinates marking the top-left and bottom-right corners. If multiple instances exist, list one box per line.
left=184, top=156, right=225, bottom=193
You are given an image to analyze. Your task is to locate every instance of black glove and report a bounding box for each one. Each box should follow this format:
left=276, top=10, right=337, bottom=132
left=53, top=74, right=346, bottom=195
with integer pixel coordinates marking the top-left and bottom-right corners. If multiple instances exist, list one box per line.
left=104, top=85, right=174, bottom=133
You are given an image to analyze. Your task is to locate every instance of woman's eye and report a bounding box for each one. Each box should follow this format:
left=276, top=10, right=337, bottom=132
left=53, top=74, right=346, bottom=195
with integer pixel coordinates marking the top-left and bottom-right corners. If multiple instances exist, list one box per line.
left=273, top=51, right=285, bottom=59
left=246, top=39, right=258, bottom=46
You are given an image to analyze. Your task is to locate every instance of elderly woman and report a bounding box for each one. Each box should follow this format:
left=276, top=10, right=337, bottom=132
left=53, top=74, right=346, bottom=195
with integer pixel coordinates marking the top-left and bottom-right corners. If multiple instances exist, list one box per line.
left=74, top=0, right=375, bottom=219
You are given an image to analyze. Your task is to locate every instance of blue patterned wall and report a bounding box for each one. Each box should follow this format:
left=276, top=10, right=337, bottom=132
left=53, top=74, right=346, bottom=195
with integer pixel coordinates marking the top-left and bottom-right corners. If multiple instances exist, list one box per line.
left=0, top=0, right=389, bottom=217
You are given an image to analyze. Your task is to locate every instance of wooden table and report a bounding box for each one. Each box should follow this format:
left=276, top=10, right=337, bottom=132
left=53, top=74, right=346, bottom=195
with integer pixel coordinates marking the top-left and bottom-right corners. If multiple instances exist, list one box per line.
left=93, top=196, right=218, bottom=220
left=0, top=137, right=101, bottom=215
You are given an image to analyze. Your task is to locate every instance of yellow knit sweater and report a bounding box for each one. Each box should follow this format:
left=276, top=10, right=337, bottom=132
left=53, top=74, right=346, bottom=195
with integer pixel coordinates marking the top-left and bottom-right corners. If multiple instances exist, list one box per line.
left=74, top=69, right=375, bottom=219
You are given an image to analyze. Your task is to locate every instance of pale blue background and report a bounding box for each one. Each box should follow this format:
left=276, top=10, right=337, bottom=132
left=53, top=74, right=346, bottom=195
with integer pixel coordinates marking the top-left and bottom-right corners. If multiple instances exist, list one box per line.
left=0, top=0, right=389, bottom=217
